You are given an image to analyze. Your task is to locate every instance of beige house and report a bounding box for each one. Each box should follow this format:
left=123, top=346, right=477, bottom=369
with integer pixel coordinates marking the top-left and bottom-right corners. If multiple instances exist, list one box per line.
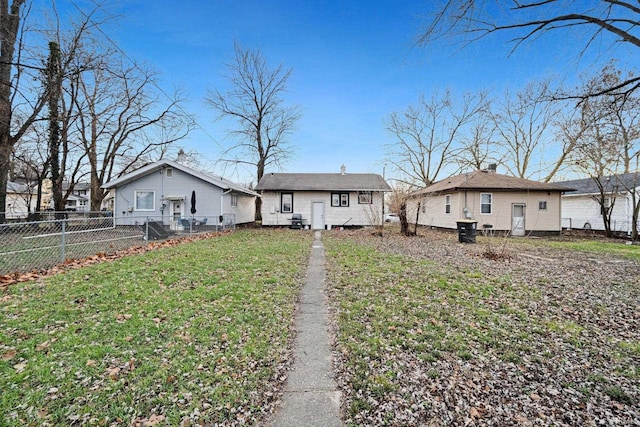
left=255, top=169, right=391, bottom=230
left=408, top=169, right=571, bottom=236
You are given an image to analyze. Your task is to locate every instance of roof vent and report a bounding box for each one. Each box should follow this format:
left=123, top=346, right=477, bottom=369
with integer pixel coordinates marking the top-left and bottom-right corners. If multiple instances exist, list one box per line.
left=486, top=163, right=497, bottom=173
left=340, top=164, right=346, bottom=175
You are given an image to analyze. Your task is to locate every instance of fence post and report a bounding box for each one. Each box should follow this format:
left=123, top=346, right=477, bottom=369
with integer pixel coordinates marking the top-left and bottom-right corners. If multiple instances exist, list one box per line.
left=60, top=219, right=66, bottom=263
left=145, top=218, right=150, bottom=245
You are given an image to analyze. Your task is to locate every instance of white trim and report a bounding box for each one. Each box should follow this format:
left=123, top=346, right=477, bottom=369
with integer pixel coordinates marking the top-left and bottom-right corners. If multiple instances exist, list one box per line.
left=134, top=190, right=155, bottom=211
left=480, top=192, right=492, bottom=215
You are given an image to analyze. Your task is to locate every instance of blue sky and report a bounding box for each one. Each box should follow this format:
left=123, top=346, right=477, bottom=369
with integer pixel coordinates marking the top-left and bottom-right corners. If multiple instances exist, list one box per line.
left=59, top=1, right=638, bottom=184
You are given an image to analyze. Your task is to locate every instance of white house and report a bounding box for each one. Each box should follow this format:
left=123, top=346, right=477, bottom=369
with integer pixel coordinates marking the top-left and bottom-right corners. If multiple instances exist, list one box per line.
left=409, top=169, right=571, bottom=236
left=102, top=160, right=258, bottom=228
left=62, top=182, right=90, bottom=212
left=5, top=181, right=33, bottom=219
left=558, top=172, right=640, bottom=234
left=255, top=168, right=391, bottom=230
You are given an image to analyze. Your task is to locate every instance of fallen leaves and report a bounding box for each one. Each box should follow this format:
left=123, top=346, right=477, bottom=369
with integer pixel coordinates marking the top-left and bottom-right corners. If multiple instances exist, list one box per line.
left=0, top=229, right=311, bottom=425
left=0, top=230, right=231, bottom=290
left=106, top=366, right=121, bottom=380
left=131, top=414, right=165, bottom=426
left=115, top=313, right=133, bottom=323
left=35, top=340, right=50, bottom=352
left=2, top=349, right=17, bottom=360
left=327, top=229, right=640, bottom=426
left=105, top=358, right=135, bottom=381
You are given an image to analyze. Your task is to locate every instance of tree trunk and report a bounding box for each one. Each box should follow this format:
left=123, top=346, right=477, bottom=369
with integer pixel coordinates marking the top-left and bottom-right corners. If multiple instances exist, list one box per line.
left=88, top=113, right=102, bottom=212
left=0, top=0, right=25, bottom=223
left=413, top=199, right=422, bottom=235
left=48, top=42, right=65, bottom=216
left=0, top=141, right=10, bottom=222
left=255, top=157, right=265, bottom=222
left=399, top=201, right=410, bottom=236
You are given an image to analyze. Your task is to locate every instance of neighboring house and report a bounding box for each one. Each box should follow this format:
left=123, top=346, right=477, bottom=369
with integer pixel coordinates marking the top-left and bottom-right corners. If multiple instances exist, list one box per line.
left=5, top=181, right=33, bottom=219
left=255, top=167, right=391, bottom=229
left=102, top=160, right=258, bottom=228
left=63, top=182, right=90, bottom=212
left=408, top=168, right=571, bottom=236
left=557, top=172, right=640, bottom=234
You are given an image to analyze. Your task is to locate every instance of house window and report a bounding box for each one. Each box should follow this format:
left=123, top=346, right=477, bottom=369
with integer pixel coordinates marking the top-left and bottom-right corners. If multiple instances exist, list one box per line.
left=231, top=194, right=238, bottom=208
left=331, top=192, right=349, bottom=207
left=445, top=195, right=451, bottom=214
left=165, top=168, right=173, bottom=178
left=358, top=191, right=372, bottom=204
left=480, top=193, right=492, bottom=214
left=538, top=200, right=547, bottom=210
left=281, top=193, right=293, bottom=213
left=135, top=191, right=155, bottom=211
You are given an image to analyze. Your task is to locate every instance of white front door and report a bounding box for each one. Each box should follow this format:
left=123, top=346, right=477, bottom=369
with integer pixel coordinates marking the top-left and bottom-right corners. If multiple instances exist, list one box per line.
left=512, top=203, right=526, bottom=236
left=311, top=202, right=325, bottom=230
left=170, top=201, right=183, bottom=229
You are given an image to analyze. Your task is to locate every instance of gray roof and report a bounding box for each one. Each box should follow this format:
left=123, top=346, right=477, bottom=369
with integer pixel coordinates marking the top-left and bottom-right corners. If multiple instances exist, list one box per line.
left=102, top=160, right=258, bottom=197
left=63, top=182, right=90, bottom=191
left=556, top=172, right=640, bottom=195
left=7, top=181, right=30, bottom=193
left=255, top=173, right=391, bottom=192
left=414, top=170, right=572, bottom=195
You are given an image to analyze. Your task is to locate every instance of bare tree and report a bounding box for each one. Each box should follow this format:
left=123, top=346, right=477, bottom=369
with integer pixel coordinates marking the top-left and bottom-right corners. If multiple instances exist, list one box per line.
left=385, top=90, right=486, bottom=235
left=45, top=1, right=107, bottom=213
left=419, top=0, right=640, bottom=98
left=452, top=112, right=498, bottom=172
left=0, top=0, right=48, bottom=222
left=11, top=123, right=50, bottom=215
left=36, top=2, right=193, bottom=213
left=206, top=43, right=301, bottom=221
left=72, top=57, right=191, bottom=211
left=386, top=184, right=415, bottom=236
left=384, top=90, right=487, bottom=187
left=489, top=82, right=565, bottom=181
left=565, top=64, right=640, bottom=236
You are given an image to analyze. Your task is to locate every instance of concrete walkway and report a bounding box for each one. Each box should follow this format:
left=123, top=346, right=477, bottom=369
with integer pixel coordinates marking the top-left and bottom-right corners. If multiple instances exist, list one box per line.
left=270, top=231, right=342, bottom=427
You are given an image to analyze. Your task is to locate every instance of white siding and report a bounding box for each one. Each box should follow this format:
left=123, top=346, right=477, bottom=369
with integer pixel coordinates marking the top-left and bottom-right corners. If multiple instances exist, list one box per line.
left=228, top=194, right=256, bottom=224
left=260, top=190, right=384, bottom=228
left=112, top=167, right=255, bottom=226
left=561, top=192, right=634, bottom=233
left=5, top=192, right=31, bottom=219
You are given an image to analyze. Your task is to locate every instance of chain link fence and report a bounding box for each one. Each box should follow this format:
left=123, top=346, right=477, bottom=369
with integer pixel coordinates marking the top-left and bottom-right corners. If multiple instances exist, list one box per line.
left=0, top=212, right=236, bottom=276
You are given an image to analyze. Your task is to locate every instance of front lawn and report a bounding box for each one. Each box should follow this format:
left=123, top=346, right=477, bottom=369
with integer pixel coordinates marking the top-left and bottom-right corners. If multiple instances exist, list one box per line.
left=326, top=230, right=639, bottom=426
left=0, top=229, right=313, bottom=426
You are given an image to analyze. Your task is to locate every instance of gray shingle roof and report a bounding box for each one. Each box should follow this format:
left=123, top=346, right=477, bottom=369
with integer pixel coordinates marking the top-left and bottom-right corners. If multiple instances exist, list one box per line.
left=415, top=170, right=572, bottom=195
left=102, top=160, right=258, bottom=197
left=556, top=172, right=640, bottom=195
left=255, top=173, right=391, bottom=192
